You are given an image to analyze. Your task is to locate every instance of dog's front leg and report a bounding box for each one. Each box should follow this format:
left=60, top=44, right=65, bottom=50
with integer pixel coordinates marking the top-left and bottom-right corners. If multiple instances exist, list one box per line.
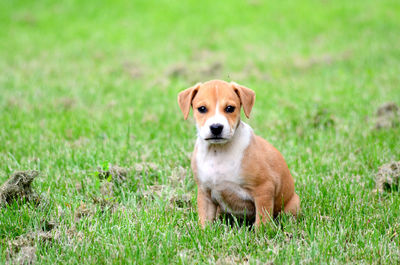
left=252, top=183, right=275, bottom=227
left=197, top=188, right=217, bottom=228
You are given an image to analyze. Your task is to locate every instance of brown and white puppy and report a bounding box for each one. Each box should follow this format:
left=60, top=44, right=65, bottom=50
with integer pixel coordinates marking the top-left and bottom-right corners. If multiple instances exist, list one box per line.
left=178, top=80, right=300, bottom=228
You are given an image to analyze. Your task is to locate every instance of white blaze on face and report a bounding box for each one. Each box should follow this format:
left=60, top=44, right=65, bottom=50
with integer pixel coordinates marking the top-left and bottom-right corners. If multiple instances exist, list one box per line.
left=197, top=102, right=236, bottom=144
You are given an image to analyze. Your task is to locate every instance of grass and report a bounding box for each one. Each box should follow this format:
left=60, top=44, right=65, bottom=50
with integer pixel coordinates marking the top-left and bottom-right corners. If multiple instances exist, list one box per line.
left=1, top=0, right=400, bottom=263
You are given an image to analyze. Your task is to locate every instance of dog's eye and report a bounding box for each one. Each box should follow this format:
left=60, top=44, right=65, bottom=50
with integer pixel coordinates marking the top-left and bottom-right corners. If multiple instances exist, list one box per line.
left=225, top=105, right=235, bottom=113
left=197, top=106, right=207, bottom=113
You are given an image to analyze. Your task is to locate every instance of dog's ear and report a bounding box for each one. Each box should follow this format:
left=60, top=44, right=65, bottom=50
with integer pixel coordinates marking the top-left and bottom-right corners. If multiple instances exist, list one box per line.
left=177, top=83, right=201, bottom=120
left=231, top=82, right=255, bottom=118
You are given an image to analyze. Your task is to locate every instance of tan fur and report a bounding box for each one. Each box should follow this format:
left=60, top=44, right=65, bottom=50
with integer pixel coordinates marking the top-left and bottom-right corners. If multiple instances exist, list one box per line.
left=242, top=134, right=300, bottom=225
left=220, top=188, right=255, bottom=215
left=191, top=80, right=241, bottom=128
left=179, top=80, right=300, bottom=228
left=178, top=83, right=201, bottom=120
left=231, top=82, right=255, bottom=118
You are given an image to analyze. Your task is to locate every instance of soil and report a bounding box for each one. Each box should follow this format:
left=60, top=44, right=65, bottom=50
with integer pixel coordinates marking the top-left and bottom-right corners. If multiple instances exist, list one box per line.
left=0, top=171, right=40, bottom=206
left=374, top=102, right=400, bottom=129
left=375, top=161, right=400, bottom=192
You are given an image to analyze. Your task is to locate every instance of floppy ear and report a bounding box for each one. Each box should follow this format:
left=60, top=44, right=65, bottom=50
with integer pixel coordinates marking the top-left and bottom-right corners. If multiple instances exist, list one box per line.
left=231, top=82, right=255, bottom=118
left=177, top=83, right=201, bottom=120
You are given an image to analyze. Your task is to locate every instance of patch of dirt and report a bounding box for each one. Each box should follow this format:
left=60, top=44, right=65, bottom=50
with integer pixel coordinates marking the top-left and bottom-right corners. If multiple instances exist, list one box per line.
left=229, top=62, right=270, bottom=82
left=375, top=161, right=400, bottom=192
left=91, top=196, right=122, bottom=214
left=199, top=62, right=223, bottom=77
left=134, top=162, right=159, bottom=173
left=0, top=171, right=40, bottom=207
left=107, top=99, right=117, bottom=108
left=97, top=165, right=129, bottom=184
left=10, top=246, right=37, bottom=265
left=311, top=108, right=335, bottom=128
left=141, top=184, right=167, bottom=199
left=65, top=226, right=84, bottom=242
left=374, top=102, right=400, bottom=129
left=131, top=163, right=193, bottom=210
left=190, top=49, right=216, bottom=61
left=169, top=193, right=192, bottom=209
left=95, top=163, right=160, bottom=203
left=5, top=218, right=93, bottom=264
left=165, top=51, right=224, bottom=83
left=141, top=113, right=159, bottom=123
left=74, top=202, right=95, bottom=222
left=6, top=217, right=93, bottom=264
left=245, top=63, right=269, bottom=81
left=96, top=163, right=159, bottom=184
left=164, top=166, right=195, bottom=210
left=293, top=51, right=352, bottom=69
left=169, top=166, right=187, bottom=185
left=284, top=231, right=294, bottom=243
left=42, top=220, right=57, bottom=232
left=69, top=136, right=89, bottom=148
left=75, top=182, right=83, bottom=193
left=377, top=102, right=399, bottom=116
left=74, top=197, right=123, bottom=222
left=100, top=181, right=114, bottom=197
left=93, top=51, right=105, bottom=61
left=122, top=61, right=143, bottom=79
left=284, top=230, right=307, bottom=243
left=6, top=229, right=58, bottom=264
left=215, top=256, right=250, bottom=265
left=6, top=97, right=25, bottom=109
left=56, top=97, right=76, bottom=111
left=14, top=13, right=37, bottom=26
left=166, top=63, right=188, bottom=79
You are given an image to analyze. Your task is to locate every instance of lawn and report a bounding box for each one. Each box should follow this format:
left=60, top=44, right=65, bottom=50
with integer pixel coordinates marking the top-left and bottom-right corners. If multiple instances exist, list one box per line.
left=1, top=0, right=400, bottom=264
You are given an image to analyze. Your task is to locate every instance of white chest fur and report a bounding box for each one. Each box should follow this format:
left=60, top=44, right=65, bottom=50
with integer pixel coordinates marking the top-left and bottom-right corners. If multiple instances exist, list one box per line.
left=195, top=122, right=254, bottom=215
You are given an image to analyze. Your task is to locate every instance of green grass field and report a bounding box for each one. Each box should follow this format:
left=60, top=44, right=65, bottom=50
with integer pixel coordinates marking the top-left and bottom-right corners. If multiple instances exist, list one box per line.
left=1, top=0, right=400, bottom=264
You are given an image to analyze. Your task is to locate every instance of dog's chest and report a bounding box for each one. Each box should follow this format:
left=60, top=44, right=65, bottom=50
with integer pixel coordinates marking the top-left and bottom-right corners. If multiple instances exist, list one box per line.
left=197, top=149, right=243, bottom=188
left=195, top=127, right=254, bottom=215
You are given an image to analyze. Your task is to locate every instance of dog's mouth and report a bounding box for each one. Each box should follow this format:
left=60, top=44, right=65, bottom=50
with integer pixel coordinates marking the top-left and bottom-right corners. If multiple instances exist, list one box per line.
left=205, top=137, right=227, bottom=142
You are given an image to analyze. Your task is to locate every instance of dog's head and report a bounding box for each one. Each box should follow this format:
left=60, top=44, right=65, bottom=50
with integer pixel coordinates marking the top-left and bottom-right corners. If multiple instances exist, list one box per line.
left=178, top=80, right=255, bottom=144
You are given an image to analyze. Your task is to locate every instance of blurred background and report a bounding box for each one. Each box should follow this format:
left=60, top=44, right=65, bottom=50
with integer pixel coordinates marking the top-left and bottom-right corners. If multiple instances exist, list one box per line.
left=1, top=0, right=399, bottom=176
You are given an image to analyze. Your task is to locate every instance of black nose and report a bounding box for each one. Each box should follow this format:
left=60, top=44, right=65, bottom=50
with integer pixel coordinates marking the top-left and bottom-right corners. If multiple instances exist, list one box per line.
left=210, top=124, right=224, bottom=136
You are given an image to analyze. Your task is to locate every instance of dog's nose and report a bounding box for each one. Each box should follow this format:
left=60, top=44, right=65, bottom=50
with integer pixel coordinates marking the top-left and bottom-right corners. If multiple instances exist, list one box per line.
left=210, top=124, right=224, bottom=136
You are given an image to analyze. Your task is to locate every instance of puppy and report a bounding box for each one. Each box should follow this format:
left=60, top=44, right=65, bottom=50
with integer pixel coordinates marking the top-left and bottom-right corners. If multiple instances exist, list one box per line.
left=178, top=80, right=300, bottom=227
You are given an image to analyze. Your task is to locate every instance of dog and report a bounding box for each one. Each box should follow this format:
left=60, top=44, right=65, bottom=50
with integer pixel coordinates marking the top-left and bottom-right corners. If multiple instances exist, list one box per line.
left=178, top=80, right=300, bottom=227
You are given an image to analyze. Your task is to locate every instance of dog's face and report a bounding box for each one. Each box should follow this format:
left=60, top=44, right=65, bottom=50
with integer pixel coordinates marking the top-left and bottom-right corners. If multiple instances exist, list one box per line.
left=178, top=80, right=255, bottom=144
